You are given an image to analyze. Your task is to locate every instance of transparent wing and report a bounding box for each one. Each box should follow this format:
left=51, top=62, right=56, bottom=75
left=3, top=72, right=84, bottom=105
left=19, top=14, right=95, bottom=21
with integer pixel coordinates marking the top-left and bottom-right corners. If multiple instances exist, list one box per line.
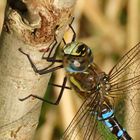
left=109, top=42, right=140, bottom=82
left=61, top=92, right=116, bottom=140
left=108, top=42, right=140, bottom=130
left=109, top=42, right=140, bottom=94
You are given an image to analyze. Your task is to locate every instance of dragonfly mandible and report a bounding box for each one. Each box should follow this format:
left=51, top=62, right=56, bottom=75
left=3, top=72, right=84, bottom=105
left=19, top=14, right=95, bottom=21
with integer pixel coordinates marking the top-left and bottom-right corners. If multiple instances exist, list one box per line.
left=18, top=21, right=140, bottom=140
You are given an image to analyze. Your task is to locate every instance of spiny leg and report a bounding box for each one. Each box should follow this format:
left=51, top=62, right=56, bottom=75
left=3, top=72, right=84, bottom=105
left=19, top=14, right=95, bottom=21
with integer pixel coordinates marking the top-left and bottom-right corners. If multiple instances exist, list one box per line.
left=38, top=19, right=77, bottom=73
left=18, top=17, right=76, bottom=75
left=62, top=38, right=66, bottom=45
left=41, top=17, right=76, bottom=66
left=61, top=17, right=76, bottom=47
left=19, top=76, right=70, bottom=105
left=41, top=17, right=76, bottom=62
left=42, top=36, right=62, bottom=63
left=69, top=17, right=76, bottom=42
left=18, top=41, right=63, bottom=75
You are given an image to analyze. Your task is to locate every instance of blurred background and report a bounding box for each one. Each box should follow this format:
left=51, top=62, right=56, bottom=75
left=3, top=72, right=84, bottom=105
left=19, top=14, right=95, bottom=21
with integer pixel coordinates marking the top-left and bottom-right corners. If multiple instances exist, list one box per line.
left=0, top=0, right=139, bottom=140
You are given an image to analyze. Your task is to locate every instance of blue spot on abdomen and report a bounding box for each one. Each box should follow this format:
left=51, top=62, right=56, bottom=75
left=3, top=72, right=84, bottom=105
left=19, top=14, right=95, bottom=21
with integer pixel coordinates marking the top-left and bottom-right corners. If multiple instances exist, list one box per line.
left=102, top=110, right=113, bottom=119
left=117, top=130, right=124, bottom=137
left=104, top=120, right=112, bottom=128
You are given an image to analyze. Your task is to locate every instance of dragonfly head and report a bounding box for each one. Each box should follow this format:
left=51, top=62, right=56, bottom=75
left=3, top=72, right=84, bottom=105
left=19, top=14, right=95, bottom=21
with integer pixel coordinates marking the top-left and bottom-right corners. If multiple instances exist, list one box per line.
left=63, top=42, right=93, bottom=73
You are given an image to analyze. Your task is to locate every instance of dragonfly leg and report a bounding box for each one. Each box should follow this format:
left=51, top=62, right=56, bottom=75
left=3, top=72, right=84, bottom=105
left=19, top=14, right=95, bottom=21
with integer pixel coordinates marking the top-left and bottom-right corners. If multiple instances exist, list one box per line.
left=37, top=18, right=76, bottom=74
left=69, top=17, right=76, bottom=42
left=18, top=43, right=63, bottom=75
left=62, top=38, right=66, bottom=45
left=19, top=76, right=70, bottom=105
left=42, top=36, right=62, bottom=63
left=18, top=18, right=76, bottom=75
left=41, top=17, right=76, bottom=62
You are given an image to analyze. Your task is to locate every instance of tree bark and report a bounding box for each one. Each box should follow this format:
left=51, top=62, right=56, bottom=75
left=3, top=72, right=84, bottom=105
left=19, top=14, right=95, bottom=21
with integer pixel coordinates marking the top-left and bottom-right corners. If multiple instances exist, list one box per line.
left=0, top=0, right=76, bottom=139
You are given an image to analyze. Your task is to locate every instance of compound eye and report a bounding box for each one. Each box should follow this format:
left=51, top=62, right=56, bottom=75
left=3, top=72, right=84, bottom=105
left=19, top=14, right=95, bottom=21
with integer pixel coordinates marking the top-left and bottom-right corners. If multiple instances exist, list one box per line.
left=76, top=44, right=87, bottom=56
left=73, top=60, right=81, bottom=67
left=77, top=44, right=85, bottom=52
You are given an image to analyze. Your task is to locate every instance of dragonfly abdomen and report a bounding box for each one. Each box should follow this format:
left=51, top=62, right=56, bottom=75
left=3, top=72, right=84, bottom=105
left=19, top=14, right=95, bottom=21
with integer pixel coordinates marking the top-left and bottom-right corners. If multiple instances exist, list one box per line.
left=98, top=104, right=132, bottom=140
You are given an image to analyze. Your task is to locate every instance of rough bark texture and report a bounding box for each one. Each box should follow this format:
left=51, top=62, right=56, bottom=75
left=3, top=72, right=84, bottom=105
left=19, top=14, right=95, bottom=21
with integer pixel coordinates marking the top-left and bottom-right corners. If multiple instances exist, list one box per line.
left=0, top=0, right=76, bottom=139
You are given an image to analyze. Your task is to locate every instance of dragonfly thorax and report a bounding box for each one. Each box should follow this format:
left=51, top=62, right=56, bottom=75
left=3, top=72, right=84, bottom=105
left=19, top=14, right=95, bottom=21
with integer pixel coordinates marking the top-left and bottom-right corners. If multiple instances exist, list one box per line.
left=96, top=73, right=111, bottom=95
left=63, top=42, right=93, bottom=73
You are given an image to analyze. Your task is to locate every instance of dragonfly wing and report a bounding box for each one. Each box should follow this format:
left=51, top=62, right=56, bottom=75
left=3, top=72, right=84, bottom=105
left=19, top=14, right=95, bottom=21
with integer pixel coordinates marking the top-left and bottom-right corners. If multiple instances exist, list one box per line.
left=108, top=42, right=140, bottom=130
left=109, top=42, right=140, bottom=83
left=108, top=42, right=140, bottom=97
left=61, top=92, right=116, bottom=140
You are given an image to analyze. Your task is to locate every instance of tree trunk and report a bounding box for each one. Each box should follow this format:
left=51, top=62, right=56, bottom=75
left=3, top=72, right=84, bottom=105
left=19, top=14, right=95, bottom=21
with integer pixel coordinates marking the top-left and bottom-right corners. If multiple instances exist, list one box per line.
left=0, top=0, right=76, bottom=139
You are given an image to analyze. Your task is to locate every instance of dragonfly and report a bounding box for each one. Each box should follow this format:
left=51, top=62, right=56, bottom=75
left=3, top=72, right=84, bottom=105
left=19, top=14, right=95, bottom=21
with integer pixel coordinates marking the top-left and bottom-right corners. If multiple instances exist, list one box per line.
left=18, top=21, right=140, bottom=140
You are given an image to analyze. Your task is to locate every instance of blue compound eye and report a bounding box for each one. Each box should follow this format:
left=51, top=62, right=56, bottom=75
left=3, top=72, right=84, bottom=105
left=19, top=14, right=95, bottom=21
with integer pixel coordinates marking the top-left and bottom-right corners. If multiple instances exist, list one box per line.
left=69, top=59, right=82, bottom=71
left=63, top=42, right=94, bottom=73
left=68, top=57, right=89, bottom=72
